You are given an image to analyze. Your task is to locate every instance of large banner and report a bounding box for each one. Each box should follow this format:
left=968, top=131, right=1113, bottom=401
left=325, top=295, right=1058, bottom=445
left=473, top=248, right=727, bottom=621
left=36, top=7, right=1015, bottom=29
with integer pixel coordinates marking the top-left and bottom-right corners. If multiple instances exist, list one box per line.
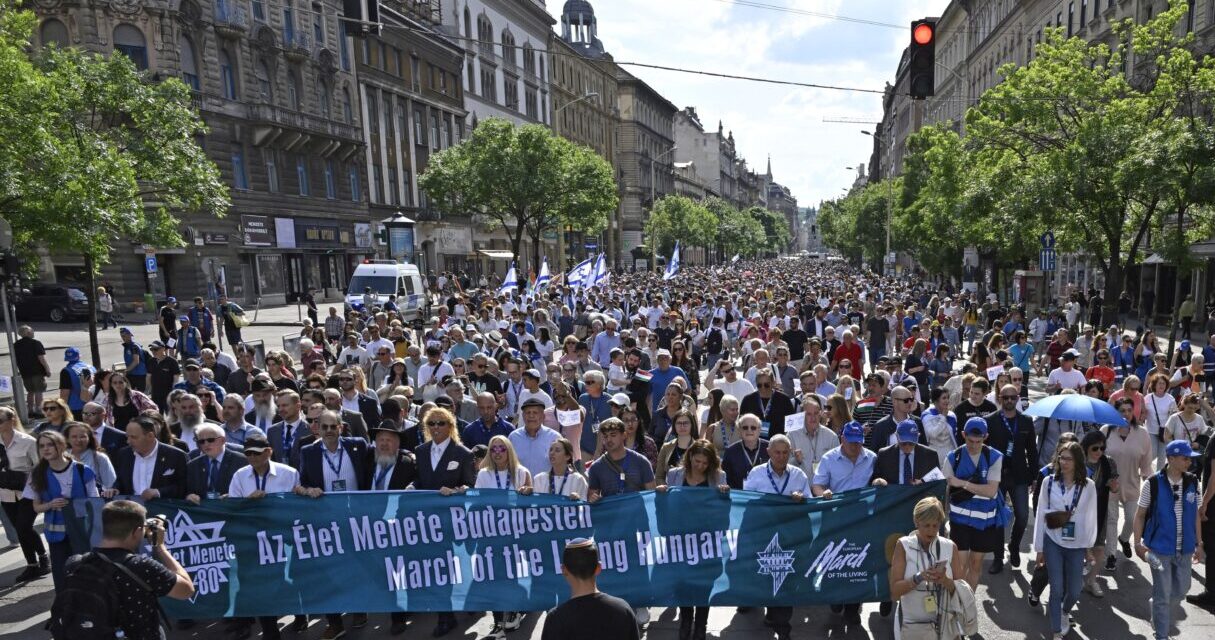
left=66, top=483, right=943, bottom=617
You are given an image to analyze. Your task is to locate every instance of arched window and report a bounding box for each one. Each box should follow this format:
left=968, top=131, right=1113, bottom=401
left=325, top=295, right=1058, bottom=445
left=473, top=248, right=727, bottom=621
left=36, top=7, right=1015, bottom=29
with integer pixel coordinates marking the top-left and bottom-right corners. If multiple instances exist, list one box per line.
left=256, top=59, right=273, bottom=102
left=219, top=49, right=238, bottom=99
left=287, top=68, right=301, bottom=110
left=179, top=35, right=200, bottom=90
left=40, top=19, right=68, bottom=48
left=501, top=30, right=515, bottom=66
left=317, top=78, right=331, bottom=117
left=477, top=14, right=492, bottom=44
left=341, top=87, right=353, bottom=123
left=113, top=24, right=147, bottom=70
left=463, top=6, right=472, bottom=40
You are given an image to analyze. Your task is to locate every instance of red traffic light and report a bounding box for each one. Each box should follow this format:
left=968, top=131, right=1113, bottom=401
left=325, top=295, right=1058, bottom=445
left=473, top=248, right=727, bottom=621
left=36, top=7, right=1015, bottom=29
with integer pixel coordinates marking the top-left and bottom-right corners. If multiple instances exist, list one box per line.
left=913, top=23, right=934, bottom=45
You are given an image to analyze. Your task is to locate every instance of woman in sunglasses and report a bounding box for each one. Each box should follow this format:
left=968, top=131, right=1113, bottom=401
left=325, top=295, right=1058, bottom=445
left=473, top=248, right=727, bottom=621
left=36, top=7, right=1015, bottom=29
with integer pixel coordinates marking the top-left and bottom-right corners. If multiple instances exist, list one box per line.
left=0, top=406, right=46, bottom=583
left=34, top=398, right=72, bottom=434
left=1080, top=430, right=1118, bottom=597
left=474, top=435, right=532, bottom=638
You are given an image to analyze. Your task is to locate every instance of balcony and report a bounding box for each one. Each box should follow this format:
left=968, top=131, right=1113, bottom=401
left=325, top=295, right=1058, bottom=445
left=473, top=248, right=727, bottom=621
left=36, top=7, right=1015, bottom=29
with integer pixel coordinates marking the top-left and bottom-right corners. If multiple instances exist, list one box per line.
left=246, top=102, right=363, bottom=153
left=214, top=5, right=249, bottom=40
left=283, top=32, right=312, bottom=62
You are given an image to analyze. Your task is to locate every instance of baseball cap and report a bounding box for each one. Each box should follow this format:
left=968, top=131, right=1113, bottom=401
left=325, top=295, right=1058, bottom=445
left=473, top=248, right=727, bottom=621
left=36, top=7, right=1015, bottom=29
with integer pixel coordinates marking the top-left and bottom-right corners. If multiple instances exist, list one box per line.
left=118, top=327, right=133, bottom=336
left=896, top=419, right=920, bottom=443
left=1181, top=340, right=1191, bottom=350
left=63, top=347, right=80, bottom=362
left=1165, top=440, right=1200, bottom=458
left=841, top=421, right=864, bottom=443
left=1061, top=349, right=1080, bottom=360
left=964, top=417, right=989, bottom=436
left=520, top=397, right=547, bottom=411
left=183, top=359, right=201, bottom=370
left=166, top=296, right=177, bottom=303
left=243, top=435, right=270, bottom=454
left=609, top=393, right=631, bottom=407
left=178, top=315, right=190, bottom=323
left=656, top=349, right=672, bottom=358
left=148, top=340, right=165, bottom=350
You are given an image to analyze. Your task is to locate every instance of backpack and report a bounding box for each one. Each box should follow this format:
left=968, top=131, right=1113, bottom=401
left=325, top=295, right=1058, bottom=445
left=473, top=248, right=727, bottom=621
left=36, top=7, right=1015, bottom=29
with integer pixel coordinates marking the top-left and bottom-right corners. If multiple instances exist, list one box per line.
left=50, top=552, right=156, bottom=640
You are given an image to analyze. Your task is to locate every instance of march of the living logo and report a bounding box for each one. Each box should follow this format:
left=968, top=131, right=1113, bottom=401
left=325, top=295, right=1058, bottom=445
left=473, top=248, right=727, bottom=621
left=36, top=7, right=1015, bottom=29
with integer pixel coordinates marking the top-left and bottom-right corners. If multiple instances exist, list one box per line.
left=165, top=511, right=236, bottom=598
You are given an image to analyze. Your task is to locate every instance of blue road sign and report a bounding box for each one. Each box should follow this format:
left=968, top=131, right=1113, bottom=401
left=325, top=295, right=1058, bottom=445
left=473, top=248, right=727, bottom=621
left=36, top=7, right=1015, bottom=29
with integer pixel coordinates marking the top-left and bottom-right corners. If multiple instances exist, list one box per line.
left=1040, top=231, right=1055, bottom=249
left=1040, top=248, right=1056, bottom=271
left=145, top=256, right=158, bottom=274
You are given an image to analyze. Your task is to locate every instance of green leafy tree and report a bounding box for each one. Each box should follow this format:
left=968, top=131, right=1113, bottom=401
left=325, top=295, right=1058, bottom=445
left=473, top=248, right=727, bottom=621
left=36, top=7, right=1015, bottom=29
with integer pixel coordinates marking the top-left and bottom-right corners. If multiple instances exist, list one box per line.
left=0, top=1, right=228, bottom=367
left=897, top=125, right=973, bottom=276
left=821, top=181, right=900, bottom=272
left=716, top=204, right=767, bottom=258
left=419, top=118, right=618, bottom=273
left=746, top=206, right=792, bottom=255
left=644, top=195, right=716, bottom=257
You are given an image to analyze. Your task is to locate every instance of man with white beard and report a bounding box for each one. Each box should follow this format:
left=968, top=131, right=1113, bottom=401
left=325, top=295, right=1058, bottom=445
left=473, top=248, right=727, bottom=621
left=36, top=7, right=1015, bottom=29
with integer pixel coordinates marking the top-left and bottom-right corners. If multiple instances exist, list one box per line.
left=175, top=393, right=218, bottom=453
left=243, top=378, right=278, bottom=433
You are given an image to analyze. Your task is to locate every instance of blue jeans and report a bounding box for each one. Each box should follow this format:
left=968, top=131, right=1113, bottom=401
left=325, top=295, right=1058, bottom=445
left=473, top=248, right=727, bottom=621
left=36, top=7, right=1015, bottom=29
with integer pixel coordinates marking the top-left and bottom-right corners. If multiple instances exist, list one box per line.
left=1149, top=551, right=1192, bottom=640
left=868, top=345, right=885, bottom=371
left=1009, top=483, right=1030, bottom=554
left=1044, top=537, right=1085, bottom=634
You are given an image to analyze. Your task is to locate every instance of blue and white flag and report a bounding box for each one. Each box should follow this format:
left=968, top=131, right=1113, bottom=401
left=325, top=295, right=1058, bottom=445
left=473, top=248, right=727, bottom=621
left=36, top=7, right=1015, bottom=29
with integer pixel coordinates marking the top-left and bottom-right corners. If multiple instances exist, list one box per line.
left=498, top=262, right=518, bottom=297
left=566, top=256, right=595, bottom=288
left=663, top=242, right=681, bottom=281
left=731, top=254, right=740, bottom=263
left=536, top=258, right=551, bottom=292
left=591, top=253, right=608, bottom=287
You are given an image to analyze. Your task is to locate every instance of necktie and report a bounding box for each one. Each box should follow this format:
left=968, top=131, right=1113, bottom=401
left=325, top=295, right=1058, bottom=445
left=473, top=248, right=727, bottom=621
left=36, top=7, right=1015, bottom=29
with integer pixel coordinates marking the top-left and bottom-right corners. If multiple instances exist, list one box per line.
left=902, top=454, right=913, bottom=485
left=208, top=459, right=217, bottom=492
left=377, top=465, right=390, bottom=490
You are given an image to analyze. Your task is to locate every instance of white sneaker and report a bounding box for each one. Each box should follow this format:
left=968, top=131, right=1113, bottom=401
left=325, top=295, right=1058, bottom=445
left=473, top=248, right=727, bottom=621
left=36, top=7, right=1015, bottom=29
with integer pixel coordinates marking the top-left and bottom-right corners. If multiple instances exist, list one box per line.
left=634, top=607, right=650, bottom=626
left=487, top=624, right=506, bottom=640
left=503, top=612, right=524, bottom=631
left=1087, top=582, right=1105, bottom=598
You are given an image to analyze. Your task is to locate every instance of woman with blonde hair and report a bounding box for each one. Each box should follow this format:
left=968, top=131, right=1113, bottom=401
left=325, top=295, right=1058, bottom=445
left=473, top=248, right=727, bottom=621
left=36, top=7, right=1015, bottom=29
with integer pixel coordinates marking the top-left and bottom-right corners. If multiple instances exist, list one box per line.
left=0, top=405, right=46, bottom=582
left=889, top=497, right=964, bottom=639
left=473, top=434, right=532, bottom=637
left=824, top=393, right=852, bottom=434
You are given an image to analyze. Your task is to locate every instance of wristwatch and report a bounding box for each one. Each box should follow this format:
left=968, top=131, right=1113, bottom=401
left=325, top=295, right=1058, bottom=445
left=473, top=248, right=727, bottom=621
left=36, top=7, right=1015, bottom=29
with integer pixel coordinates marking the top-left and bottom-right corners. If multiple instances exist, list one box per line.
left=913, top=572, right=924, bottom=586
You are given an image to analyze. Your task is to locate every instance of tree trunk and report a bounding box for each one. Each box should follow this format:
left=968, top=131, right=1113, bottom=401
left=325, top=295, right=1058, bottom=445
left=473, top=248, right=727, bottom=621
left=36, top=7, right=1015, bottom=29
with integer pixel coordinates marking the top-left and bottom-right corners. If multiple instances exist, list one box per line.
left=531, top=230, right=543, bottom=278
left=84, top=254, right=101, bottom=369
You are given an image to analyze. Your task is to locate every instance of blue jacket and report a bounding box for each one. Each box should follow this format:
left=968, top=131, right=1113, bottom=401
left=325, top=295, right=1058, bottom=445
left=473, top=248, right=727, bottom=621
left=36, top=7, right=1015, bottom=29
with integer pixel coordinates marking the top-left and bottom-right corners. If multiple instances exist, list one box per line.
left=1144, top=471, right=1200, bottom=557
left=947, top=445, right=1007, bottom=531
left=63, top=361, right=92, bottom=412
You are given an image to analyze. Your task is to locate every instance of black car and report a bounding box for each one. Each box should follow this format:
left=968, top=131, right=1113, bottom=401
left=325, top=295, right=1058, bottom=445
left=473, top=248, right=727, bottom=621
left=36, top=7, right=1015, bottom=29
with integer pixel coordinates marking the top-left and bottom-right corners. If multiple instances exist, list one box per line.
left=14, top=284, right=90, bottom=322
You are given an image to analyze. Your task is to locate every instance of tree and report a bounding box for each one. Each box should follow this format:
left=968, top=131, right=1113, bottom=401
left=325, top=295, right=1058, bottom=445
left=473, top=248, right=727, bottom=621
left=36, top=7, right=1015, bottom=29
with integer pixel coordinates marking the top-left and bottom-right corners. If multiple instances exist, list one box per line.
left=644, top=195, right=716, bottom=257
left=746, top=206, right=792, bottom=255
left=419, top=118, right=617, bottom=273
left=0, top=2, right=229, bottom=367
left=715, top=204, right=766, bottom=259
left=819, top=181, right=900, bottom=272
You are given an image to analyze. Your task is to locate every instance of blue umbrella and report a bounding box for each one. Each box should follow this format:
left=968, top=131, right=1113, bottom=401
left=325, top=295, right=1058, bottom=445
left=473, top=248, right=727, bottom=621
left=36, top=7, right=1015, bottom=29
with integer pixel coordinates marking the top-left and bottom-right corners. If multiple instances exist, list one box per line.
left=1023, top=394, right=1127, bottom=427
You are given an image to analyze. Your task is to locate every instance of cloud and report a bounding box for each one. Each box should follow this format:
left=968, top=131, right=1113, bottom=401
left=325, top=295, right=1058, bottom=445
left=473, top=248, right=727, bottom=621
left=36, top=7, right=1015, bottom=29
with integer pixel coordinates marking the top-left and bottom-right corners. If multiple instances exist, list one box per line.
left=544, top=0, right=950, bottom=207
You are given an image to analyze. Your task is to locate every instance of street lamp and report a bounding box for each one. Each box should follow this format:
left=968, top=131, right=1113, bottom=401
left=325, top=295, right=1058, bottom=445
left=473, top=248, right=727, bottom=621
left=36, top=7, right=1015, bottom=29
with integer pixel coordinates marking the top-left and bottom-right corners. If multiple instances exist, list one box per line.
left=555, top=91, right=602, bottom=268
left=556, top=91, right=600, bottom=115
left=649, top=145, right=678, bottom=270
left=861, top=130, right=894, bottom=271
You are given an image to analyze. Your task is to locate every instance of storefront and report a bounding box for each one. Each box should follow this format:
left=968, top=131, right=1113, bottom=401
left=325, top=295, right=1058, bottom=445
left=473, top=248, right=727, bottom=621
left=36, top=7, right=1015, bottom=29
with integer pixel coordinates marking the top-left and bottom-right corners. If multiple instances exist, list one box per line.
left=239, top=214, right=368, bottom=305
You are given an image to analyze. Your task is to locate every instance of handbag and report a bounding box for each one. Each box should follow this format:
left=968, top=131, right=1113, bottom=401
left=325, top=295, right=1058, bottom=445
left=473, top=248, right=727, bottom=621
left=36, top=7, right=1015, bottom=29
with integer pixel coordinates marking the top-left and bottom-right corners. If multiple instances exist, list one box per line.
left=0, top=446, right=26, bottom=491
left=229, top=311, right=251, bottom=328
left=1044, top=511, right=1072, bottom=530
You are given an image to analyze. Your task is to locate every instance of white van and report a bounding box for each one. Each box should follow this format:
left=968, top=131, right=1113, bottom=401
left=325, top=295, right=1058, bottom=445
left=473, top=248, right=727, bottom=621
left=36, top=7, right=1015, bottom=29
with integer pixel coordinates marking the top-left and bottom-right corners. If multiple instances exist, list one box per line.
left=345, top=260, right=429, bottom=321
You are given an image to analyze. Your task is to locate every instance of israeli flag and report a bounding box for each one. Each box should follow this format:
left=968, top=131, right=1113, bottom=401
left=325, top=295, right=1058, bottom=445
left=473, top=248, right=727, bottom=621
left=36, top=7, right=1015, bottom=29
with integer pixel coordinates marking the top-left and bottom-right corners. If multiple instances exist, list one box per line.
left=591, top=253, right=608, bottom=287
left=498, top=262, right=518, bottom=297
left=662, top=242, right=681, bottom=281
left=536, top=257, right=551, bottom=291
left=566, top=256, right=595, bottom=288
left=731, top=254, right=740, bottom=263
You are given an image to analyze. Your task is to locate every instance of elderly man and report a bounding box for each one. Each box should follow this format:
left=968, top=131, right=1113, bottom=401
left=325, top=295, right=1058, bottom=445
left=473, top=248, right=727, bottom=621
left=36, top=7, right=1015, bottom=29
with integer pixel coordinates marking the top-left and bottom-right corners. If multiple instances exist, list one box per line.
left=184, top=424, right=248, bottom=504
left=219, top=393, right=262, bottom=446
left=174, top=359, right=226, bottom=402
left=743, top=348, right=774, bottom=388
left=244, top=378, right=279, bottom=433
left=446, top=378, right=478, bottom=424
left=80, top=401, right=127, bottom=453
left=360, top=420, right=418, bottom=634
left=786, top=394, right=840, bottom=479
left=812, top=421, right=878, bottom=626
left=722, top=413, right=769, bottom=489
left=744, top=433, right=808, bottom=640
left=577, top=371, right=613, bottom=460
left=832, top=330, right=863, bottom=376
left=740, top=370, right=796, bottom=438
left=175, top=393, right=215, bottom=453
left=509, top=398, right=562, bottom=477
left=591, top=319, right=622, bottom=368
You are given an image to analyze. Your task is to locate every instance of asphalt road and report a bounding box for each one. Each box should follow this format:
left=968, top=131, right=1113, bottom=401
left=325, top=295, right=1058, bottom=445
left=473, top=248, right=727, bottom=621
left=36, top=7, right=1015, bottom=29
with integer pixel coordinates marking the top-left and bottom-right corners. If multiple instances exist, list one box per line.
left=0, top=310, right=1212, bottom=638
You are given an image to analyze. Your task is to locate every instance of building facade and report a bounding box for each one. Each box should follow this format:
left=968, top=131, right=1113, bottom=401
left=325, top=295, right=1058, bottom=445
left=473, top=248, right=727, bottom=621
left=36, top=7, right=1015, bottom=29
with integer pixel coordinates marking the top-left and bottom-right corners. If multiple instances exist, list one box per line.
left=673, top=107, right=738, bottom=205
left=550, top=0, right=620, bottom=269
left=616, top=67, right=676, bottom=269
left=360, top=0, right=468, bottom=275
left=34, top=0, right=370, bottom=306
left=767, top=177, right=799, bottom=253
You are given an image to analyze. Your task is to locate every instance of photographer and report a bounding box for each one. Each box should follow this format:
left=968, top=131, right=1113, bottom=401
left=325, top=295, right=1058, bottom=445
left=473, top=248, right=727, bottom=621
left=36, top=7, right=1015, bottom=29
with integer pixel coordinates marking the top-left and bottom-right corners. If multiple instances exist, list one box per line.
left=53, top=500, right=194, bottom=640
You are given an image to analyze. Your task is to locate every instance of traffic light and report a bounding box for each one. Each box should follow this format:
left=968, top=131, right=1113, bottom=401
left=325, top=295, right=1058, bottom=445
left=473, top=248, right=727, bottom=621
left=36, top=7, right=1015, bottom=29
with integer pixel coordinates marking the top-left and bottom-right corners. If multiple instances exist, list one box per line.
left=908, top=18, right=937, bottom=99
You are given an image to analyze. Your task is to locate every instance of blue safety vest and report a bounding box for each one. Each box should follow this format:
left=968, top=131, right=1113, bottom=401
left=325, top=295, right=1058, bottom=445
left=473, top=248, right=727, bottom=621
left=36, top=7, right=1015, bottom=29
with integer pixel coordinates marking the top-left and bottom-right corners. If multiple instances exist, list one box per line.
left=38, top=462, right=95, bottom=542
left=1144, top=471, right=1200, bottom=557
left=64, top=361, right=92, bottom=412
left=948, top=445, right=1005, bottom=531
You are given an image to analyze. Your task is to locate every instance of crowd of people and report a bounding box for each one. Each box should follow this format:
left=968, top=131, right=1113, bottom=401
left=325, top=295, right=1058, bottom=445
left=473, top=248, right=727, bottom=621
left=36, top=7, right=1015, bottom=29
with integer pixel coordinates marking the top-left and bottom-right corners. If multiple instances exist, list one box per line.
left=0, top=256, right=1211, bottom=640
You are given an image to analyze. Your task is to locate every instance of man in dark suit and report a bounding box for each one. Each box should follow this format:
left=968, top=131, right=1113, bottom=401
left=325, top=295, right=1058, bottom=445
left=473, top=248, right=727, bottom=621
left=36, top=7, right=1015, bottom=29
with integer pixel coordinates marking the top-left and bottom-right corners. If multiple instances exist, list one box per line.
left=115, top=414, right=188, bottom=500
left=266, top=389, right=311, bottom=469
left=184, top=424, right=248, bottom=502
left=80, top=401, right=127, bottom=452
left=244, top=377, right=278, bottom=433
left=412, top=406, right=476, bottom=637
left=295, top=409, right=370, bottom=640
left=322, top=387, right=370, bottom=440
left=361, top=419, right=419, bottom=635
left=739, top=371, right=796, bottom=439
left=868, top=385, right=927, bottom=452
left=336, top=370, right=381, bottom=435
left=983, top=383, right=1039, bottom=574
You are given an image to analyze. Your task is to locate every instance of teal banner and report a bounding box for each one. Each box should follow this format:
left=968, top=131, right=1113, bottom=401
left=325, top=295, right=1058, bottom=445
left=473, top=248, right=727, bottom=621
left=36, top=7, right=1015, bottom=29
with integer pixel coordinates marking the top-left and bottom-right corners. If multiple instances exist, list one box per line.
left=67, top=483, right=944, bottom=617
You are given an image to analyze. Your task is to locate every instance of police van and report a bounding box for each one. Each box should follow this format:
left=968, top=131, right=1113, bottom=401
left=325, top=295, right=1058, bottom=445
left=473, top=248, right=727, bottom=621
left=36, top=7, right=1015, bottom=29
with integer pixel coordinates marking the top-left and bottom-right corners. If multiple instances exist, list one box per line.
left=344, top=260, right=429, bottom=322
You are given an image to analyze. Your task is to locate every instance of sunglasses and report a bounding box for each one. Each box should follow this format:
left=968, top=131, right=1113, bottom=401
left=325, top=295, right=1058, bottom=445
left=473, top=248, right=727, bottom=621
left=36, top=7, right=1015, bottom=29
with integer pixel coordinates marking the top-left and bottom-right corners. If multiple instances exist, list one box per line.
left=897, top=398, right=915, bottom=403
left=740, top=426, right=759, bottom=431
left=338, top=377, right=354, bottom=382
left=197, top=437, right=221, bottom=445
left=425, top=420, right=450, bottom=427
left=42, top=406, right=61, bottom=411
left=490, top=445, right=508, bottom=454
left=721, top=367, right=735, bottom=374
left=1089, top=446, right=1105, bottom=452
left=1000, top=395, right=1019, bottom=400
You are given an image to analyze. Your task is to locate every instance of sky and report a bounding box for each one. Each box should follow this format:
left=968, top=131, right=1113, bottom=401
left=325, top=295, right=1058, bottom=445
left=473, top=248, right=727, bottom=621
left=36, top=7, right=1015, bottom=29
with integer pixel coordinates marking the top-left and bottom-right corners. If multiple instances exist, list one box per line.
left=542, top=0, right=952, bottom=210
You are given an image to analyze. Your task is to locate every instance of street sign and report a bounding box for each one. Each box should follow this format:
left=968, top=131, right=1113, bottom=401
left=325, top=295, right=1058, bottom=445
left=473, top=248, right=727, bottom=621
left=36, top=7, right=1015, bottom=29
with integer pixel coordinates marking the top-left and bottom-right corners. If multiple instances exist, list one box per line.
left=1040, top=231, right=1055, bottom=249
left=145, top=256, right=158, bottom=274
left=1039, top=248, right=1056, bottom=271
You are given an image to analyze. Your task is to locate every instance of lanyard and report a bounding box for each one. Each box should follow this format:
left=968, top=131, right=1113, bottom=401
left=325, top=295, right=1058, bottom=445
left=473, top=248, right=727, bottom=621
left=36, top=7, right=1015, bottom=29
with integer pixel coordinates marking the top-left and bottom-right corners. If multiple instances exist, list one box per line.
left=606, top=454, right=629, bottom=492
left=550, top=470, right=566, bottom=495
left=254, top=468, right=268, bottom=493
left=495, top=469, right=513, bottom=489
left=758, top=394, right=774, bottom=419
left=719, top=421, right=736, bottom=448
left=1001, top=414, right=1016, bottom=458
left=743, top=443, right=762, bottom=468
left=374, top=464, right=393, bottom=490
left=1049, top=477, right=1084, bottom=512
left=766, top=462, right=791, bottom=495
left=323, top=446, right=345, bottom=478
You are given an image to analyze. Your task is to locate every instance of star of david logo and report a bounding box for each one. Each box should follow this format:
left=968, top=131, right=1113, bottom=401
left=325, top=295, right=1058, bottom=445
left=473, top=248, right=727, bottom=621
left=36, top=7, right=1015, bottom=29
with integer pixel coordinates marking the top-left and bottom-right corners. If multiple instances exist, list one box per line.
left=756, top=533, right=796, bottom=596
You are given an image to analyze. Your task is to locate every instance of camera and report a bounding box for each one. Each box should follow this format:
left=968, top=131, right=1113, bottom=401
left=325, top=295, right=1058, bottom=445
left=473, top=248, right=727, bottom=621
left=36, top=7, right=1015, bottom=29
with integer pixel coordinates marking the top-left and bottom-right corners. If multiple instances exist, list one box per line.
left=144, top=515, right=167, bottom=547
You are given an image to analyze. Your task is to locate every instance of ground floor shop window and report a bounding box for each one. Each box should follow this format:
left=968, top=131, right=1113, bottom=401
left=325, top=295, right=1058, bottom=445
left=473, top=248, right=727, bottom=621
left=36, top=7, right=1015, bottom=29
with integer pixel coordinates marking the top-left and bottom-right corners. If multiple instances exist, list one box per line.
left=255, top=254, right=285, bottom=296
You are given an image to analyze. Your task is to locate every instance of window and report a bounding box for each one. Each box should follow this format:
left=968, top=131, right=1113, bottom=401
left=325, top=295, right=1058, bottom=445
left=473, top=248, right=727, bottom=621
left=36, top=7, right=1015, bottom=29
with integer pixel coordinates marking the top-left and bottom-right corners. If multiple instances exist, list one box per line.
left=523, top=44, right=535, bottom=76
left=504, top=74, right=518, bottom=111
left=39, top=19, right=68, bottom=47
left=341, top=87, right=353, bottom=123
left=525, top=88, right=537, bottom=120
left=265, top=151, right=279, bottom=192
left=467, top=61, right=476, bottom=94
left=324, top=160, right=336, bottom=199
left=252, top=0, right=266, bottom=21
left=287, top=69, right=301, bottom=110
left=464, top=7, right=472, bottom=39
left=430, top=112, right=439, bottom=149
left=348, top=165, right=361, bottom=201
left=317, top=79, right=330, bottom=117
left=367, top=94, right=378, bottom=134
left=413, top=108, right=424, bottom=144
left=339, top=33, right=350, bottom=70
left=179, top=35, right=200, bottom=90
left=371, top=165, right=382, bottom=203
left=220, top=49, right=238, bottom=99
left=387, top=168, right=398, bottom=204
left=440, top=118, right=448, bottom=149
left=312, top=2, right=324, bottom=43
left=411, top=56, right=420, bottom=92
left=296, top=156, right=310, bottom=196
left=284, top=3, right=296, bottom=45
left=1081, top=0, right=1088, bottom=25
left=256, top=60, right=273, bottom=102
left=1067, top=2, right=1074, bottom=36
left=232, top=148, right=249, bottom=190
left=501, top=30, right=515, bottom=67
left=113, top=24, right=147, bottom=70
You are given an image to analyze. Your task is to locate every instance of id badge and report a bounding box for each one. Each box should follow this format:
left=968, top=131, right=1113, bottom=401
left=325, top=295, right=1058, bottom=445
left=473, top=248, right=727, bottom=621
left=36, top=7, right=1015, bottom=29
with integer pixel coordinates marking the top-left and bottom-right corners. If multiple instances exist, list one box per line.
left=619, top=472, right=626, bottom=483
left=923, top=594, right=938, bottom=614
left=331, top=480, right=347, bottom=492
left=1061, top=521, right=1076, bottom=542
left=761, top=421, right=771, bottom=438
left=205, top=492, right=220, bottom=500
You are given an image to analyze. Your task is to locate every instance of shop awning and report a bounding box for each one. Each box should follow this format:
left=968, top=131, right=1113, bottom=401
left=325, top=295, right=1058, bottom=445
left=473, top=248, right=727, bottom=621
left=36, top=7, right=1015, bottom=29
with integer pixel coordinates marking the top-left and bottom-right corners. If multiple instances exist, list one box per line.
left=1142, top=253, right=1167, bottom=265
left=477, top=250, right=516, bottom=260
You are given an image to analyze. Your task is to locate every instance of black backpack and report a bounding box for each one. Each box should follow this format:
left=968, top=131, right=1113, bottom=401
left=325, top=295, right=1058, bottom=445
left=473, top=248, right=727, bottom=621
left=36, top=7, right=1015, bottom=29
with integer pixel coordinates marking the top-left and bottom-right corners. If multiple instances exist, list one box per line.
left=49, top=552, right=155, bottom=640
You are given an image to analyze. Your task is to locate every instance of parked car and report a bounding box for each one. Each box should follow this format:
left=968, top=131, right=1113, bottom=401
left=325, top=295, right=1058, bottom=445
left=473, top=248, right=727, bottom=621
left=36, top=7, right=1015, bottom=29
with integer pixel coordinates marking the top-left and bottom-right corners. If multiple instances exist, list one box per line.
left=14, top=284, right=90, bottom=322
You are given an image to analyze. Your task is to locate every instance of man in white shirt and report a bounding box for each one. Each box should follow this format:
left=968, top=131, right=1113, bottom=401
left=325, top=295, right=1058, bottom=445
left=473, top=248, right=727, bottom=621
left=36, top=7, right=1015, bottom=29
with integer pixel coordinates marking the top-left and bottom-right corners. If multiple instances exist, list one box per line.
left=742, top=434, right=807, bottom=640
left=786, top=395, right=841, bottom=479
left=1046, top=350, right=1087, bottom=394
left=415, top=344, right=455, bottom=400
left=713, top=360, right=756, bottom=400
left=509, top=398, right=562, bottom=477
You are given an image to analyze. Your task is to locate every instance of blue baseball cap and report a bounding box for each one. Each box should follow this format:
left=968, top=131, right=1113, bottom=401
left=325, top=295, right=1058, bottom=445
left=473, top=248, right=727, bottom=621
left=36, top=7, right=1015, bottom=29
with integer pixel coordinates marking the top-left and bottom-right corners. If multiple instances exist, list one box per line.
left=118, top=327, right=132, bottom=335
left=896, top=419, right=920, bottom=443
left=178, top=315, right=190, bottom=323
left=1181, top=340, right=1191, bottom=350
left=964, top=417, right=988, bottom=436
left=841, top=421, right=864, bottom=443
left=63, top=347, right=80, bottom=362
left=1165, top=440, right=1200, bottom=458
left=166, top=296, right=176, bottom=303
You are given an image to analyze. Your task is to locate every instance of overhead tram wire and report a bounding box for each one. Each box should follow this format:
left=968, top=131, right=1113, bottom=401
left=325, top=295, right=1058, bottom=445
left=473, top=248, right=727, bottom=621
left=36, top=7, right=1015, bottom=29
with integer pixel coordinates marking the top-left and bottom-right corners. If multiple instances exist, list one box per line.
left=704, top=0, right=902, bottom=29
